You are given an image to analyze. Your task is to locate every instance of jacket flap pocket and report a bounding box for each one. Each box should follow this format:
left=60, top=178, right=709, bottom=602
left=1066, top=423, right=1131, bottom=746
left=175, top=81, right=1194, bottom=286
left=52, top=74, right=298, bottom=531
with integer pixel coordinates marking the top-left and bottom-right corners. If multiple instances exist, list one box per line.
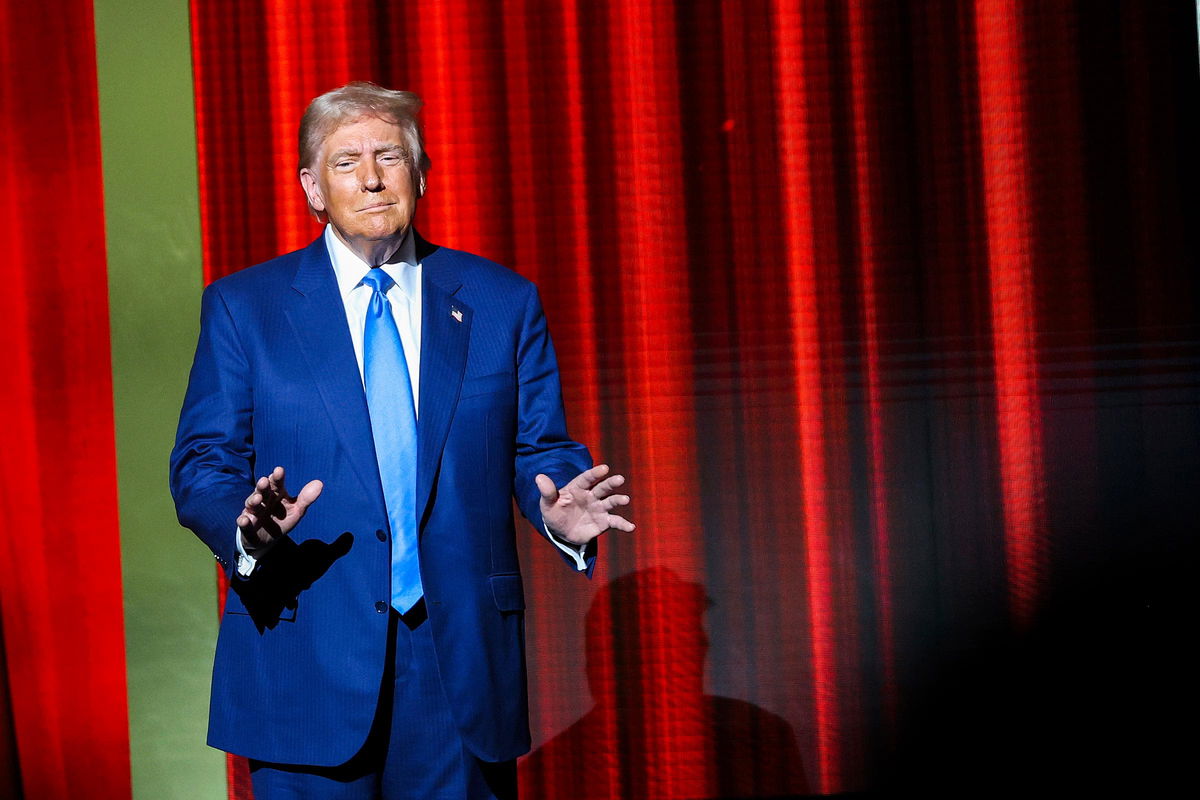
left=461, top=371, right=516, bottom=399
left=489, top=573, right=526, bottom=612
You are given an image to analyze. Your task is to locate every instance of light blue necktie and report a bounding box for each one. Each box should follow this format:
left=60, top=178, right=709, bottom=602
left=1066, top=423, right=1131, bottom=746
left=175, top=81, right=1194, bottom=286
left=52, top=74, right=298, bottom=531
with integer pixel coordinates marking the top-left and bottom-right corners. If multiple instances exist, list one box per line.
left=362, top=268, right=423, bottom=613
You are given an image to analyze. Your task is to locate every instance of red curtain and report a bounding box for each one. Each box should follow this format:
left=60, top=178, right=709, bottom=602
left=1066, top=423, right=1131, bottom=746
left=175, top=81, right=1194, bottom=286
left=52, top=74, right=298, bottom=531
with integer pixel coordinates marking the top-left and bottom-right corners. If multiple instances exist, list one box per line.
left=190, top=1, right=1199, bottom=796
left=0, top=1, right=131, bottom=798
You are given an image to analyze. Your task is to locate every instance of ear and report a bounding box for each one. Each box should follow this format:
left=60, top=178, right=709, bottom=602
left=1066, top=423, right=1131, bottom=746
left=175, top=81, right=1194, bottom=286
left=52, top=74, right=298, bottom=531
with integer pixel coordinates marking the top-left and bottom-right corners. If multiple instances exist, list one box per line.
left=299, top=169, right=326, bottom=213
left=417, top=173, right=427, bottom=198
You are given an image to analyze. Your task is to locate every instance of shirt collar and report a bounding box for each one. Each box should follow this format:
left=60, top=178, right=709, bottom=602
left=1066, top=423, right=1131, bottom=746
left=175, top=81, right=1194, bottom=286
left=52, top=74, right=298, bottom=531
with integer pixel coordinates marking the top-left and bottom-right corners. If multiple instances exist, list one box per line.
left=324, top=224, right=420, bottom=302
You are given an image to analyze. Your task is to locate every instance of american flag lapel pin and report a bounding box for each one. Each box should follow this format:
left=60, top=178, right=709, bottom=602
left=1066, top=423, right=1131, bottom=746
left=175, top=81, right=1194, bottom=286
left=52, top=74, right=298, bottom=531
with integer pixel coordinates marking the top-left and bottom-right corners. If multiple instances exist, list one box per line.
left=450, top=306, right=463, bottom=323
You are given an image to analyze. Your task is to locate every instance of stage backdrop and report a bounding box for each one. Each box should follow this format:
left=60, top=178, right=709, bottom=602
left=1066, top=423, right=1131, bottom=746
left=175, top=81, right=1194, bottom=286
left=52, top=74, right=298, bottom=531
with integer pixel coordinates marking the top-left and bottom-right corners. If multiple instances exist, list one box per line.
left=188, top=0, right=1199, bottom=796
left=0, top=0, right=130, bottom=797
left=2, top=1, right=1197, bottom=798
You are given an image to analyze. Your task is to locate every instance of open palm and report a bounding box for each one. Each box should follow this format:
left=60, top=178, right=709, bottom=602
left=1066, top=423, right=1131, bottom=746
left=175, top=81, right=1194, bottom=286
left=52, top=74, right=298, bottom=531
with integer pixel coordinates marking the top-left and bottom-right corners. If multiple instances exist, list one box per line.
left=537, top=464, right=634, bottom=546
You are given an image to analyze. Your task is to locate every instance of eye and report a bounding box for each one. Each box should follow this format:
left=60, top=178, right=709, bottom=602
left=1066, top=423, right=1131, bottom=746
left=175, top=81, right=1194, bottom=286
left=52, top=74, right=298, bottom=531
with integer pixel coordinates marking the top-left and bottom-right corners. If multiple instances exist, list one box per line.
left=379, top=154, right=401, bottom=165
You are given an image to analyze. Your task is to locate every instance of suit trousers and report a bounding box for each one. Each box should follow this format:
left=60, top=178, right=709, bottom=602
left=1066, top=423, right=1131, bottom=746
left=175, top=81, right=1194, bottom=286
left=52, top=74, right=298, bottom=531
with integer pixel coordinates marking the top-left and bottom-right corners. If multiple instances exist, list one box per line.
left=249, top=602, right=518, bottom=800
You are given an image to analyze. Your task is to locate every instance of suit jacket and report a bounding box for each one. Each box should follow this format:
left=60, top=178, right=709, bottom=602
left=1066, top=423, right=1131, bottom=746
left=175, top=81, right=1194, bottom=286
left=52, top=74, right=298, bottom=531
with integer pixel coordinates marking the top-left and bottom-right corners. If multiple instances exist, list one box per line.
left=170, top=233, right=593, bottom=766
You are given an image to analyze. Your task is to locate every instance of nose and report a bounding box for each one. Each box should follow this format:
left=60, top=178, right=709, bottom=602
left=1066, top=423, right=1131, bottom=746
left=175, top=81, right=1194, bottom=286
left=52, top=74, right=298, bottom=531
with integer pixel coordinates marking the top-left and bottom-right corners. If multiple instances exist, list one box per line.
left=360, top=159, right=383, bottom=191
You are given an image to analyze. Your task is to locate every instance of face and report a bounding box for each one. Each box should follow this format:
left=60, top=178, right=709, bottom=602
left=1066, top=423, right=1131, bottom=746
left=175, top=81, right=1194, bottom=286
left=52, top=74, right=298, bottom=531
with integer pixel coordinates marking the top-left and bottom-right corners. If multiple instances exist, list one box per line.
left=299, top=115, right=423, bottom=263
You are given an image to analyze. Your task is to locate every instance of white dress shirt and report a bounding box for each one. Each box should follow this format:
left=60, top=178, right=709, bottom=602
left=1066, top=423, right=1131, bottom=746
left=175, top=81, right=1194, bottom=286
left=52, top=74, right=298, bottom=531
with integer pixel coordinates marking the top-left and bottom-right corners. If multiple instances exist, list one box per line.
left=326, top=224, right=422, bottom=404
left=236, top=225, right=586, bottom=574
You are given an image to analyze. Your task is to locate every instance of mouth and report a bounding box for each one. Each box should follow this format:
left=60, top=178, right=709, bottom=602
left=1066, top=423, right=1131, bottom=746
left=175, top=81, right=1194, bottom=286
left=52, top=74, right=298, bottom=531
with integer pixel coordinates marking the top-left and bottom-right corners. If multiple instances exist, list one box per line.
left=358, top=201, right=396, bottom=212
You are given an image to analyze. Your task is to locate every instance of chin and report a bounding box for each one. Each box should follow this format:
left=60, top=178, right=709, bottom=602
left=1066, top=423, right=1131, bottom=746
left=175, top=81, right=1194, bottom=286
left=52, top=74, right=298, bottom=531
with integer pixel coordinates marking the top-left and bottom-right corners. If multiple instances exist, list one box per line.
left=358, top=222, right=406, bottom=239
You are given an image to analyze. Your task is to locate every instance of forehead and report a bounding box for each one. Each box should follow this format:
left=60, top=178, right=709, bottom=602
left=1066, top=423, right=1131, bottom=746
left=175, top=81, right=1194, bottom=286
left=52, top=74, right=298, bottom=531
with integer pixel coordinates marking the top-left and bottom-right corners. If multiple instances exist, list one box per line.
left=321, top=114, right=406, bottom=153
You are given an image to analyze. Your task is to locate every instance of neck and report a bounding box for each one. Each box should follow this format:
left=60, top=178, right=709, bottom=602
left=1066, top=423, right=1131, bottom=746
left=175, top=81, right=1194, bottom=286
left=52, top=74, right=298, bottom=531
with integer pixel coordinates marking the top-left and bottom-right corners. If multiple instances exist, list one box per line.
left=330, top=225, right=408, bottom=267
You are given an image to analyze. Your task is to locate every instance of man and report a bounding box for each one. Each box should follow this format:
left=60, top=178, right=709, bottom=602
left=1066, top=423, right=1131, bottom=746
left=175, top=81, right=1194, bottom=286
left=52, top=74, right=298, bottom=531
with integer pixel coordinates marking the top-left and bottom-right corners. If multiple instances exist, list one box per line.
left=170, top=82, right=632, bottom=799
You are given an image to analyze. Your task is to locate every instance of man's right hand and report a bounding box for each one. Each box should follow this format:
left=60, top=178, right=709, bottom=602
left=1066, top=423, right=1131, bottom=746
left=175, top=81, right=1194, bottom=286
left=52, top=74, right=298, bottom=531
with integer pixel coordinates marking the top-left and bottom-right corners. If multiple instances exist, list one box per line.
left=237, top=465, right=324, bottom=550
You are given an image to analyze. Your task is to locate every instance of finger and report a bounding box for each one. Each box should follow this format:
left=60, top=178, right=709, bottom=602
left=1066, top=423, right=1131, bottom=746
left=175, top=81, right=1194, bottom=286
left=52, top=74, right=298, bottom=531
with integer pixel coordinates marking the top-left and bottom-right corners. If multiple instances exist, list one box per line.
left=601, top=494, right=630, bottom=510
left=247, top=488, right=285, bottom=526
left=294, top=479, right=324, bottom=512
left=266, top=466, right=289, bottom=503
left=604, top=514, right=636, bottom=533
left=535, top=473, right=559, bottom=502
left=591, top=474, right=626, bottom=499
left=570, top=463, right=610, bottom=489
left=240, top=483, right=264, bottom=530
left=257, top=468, right=295, bottom=519
left=251, top=475, right=276, bottom=511
left=244, top=492, right=266, bottom=516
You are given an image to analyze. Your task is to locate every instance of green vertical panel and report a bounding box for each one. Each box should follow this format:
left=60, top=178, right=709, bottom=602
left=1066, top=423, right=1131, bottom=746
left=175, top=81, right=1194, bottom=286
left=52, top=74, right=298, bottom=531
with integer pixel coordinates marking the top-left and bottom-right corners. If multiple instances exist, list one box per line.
left=93, top=0, right=225, bottom=797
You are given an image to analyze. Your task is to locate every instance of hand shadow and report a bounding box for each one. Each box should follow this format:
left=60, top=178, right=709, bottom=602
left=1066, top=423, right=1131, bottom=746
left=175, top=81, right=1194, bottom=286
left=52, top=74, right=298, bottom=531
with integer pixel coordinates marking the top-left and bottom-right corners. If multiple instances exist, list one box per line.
left=228, top=531, right=354, bottom=632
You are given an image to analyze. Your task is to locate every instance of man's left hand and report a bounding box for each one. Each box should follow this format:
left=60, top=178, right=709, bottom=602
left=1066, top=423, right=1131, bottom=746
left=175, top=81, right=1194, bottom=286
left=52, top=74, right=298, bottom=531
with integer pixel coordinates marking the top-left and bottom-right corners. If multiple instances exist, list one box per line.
left=536, top=464, right=634, bottom=546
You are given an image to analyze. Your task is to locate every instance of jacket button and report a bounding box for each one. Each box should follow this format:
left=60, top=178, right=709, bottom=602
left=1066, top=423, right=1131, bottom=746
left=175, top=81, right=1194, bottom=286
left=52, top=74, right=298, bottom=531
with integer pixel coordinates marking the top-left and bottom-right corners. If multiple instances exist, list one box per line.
left=374, top=601, right=387, bottom=613
left=376, top=529, right=387, bottom=542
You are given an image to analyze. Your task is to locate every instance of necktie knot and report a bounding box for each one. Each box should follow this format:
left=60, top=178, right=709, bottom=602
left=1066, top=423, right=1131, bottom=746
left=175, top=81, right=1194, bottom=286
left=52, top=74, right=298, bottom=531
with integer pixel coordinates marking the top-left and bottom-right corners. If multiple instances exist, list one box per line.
left=362, top=267, right=395, bottom=295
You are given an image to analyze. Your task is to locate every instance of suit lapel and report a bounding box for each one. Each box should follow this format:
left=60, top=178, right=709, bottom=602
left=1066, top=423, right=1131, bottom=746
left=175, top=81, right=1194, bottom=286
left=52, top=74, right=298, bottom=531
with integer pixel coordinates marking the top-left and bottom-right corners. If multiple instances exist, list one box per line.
left=417, top=244, right=472, bottom=528
left=284, top=238, right=381, bottom=502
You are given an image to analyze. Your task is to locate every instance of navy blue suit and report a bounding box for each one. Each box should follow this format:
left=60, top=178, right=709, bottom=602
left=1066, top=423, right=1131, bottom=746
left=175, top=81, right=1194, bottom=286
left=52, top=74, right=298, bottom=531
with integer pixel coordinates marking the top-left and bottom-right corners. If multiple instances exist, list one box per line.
left=170, top=234, right=593, bottom=768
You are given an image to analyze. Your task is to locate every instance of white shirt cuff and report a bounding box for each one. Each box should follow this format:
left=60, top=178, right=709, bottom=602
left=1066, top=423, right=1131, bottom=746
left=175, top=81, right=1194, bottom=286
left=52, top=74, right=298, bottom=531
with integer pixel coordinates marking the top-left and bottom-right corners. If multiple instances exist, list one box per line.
left=234, top=529, right=278, bottom=577
left=545, top=523, right=588, bottom=571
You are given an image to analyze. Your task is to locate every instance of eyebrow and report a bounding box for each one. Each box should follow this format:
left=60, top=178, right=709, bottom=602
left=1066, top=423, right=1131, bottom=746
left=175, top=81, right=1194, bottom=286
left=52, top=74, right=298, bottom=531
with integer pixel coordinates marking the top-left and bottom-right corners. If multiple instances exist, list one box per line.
left=327, top=143, right=406, bottom=163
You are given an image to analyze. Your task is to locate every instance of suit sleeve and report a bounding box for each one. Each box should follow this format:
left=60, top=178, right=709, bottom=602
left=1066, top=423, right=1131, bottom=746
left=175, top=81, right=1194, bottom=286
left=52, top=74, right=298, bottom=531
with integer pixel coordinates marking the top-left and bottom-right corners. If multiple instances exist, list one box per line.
left=510, top=283, right=596, bottom=574
left=169, top=282, right=255, bottom=578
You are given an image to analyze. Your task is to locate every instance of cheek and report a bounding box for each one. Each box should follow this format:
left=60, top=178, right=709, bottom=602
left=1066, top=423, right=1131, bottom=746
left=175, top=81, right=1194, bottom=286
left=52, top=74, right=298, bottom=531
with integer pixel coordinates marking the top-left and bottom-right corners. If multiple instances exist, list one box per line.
left=387, top=199, right=415, bottom=225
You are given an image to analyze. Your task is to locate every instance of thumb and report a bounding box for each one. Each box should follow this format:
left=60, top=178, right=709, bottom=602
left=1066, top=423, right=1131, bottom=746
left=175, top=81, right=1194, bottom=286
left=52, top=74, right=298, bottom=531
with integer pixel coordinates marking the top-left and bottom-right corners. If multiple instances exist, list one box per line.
left=295, top=479, right=324, bottom=511
left=535, top=474, right=558, bottom=503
